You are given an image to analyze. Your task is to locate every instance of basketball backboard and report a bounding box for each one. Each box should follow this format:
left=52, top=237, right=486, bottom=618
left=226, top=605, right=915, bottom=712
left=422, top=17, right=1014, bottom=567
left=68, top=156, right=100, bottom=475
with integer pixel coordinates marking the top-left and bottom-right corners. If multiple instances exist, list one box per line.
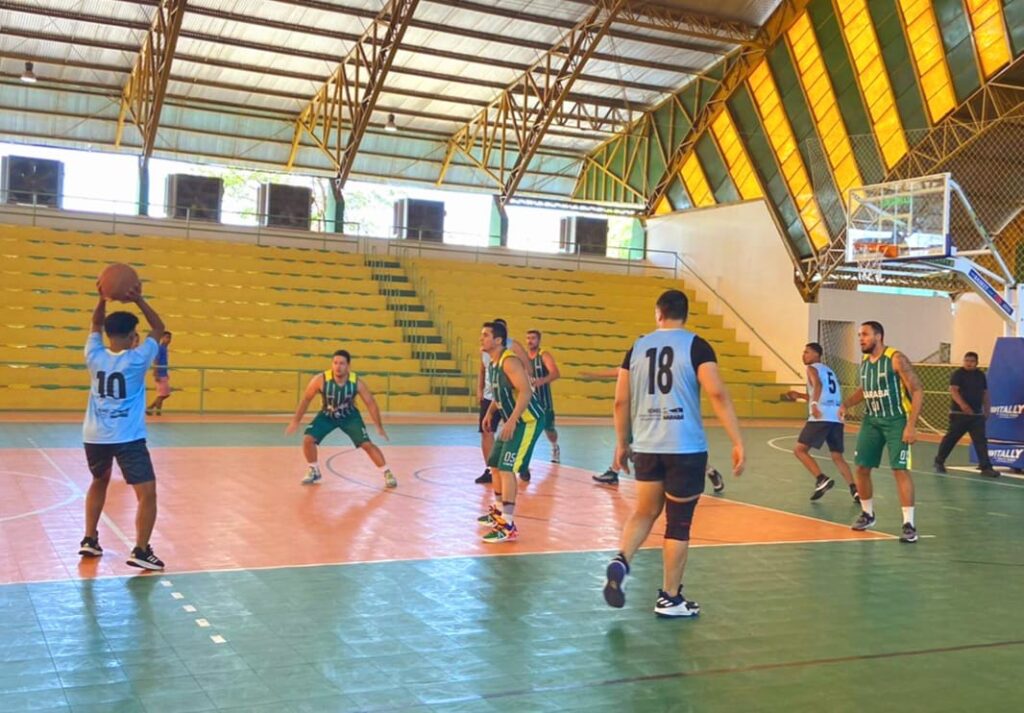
left=846, top=173, right=951, bottom=263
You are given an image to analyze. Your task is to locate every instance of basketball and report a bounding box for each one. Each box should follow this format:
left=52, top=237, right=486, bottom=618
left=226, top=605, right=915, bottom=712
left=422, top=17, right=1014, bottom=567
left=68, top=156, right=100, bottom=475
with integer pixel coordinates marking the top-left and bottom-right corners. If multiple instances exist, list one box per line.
left=98, top=263, right=141, bottom=302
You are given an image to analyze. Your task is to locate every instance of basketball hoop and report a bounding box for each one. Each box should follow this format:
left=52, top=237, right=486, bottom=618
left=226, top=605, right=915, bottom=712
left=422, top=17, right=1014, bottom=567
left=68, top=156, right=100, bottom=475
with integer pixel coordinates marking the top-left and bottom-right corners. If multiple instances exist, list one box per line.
left=856, top=250, right=885, bottom=283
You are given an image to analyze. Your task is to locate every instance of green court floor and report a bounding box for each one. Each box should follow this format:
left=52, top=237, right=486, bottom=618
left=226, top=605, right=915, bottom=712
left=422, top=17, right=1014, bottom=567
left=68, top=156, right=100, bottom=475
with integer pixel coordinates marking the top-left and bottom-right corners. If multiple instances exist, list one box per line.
left=2, top=421, right=1023, bottom=712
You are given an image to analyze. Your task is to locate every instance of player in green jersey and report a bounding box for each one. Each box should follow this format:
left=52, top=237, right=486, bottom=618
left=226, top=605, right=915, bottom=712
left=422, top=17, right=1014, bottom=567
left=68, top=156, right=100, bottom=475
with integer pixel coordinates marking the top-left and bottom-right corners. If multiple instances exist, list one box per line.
left=524, top=329, right=561, bottom=475
left=840, top=322, right=923, bottom=543
left=478, top=321, right=546, bottom=543
left=286, top=350, right=397, bottom=489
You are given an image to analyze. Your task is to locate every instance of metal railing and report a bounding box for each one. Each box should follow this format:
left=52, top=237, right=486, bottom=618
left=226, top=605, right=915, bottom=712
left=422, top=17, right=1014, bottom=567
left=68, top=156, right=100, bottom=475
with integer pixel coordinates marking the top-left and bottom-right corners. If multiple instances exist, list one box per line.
left=387, top=238, right=683, bottom=279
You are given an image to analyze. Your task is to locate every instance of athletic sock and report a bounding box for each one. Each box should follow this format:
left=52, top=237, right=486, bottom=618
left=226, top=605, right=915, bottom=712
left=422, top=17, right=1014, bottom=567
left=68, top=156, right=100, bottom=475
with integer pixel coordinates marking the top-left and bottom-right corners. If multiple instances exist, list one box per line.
left=860, top=498, right=874, bottom=516
left=307, top=461, right=319, bottom=471
left=502, top=502, right=515, bottom=524
left=901, top=506, right=915, bottom=526
left=614, top=551, right=630, bottom=573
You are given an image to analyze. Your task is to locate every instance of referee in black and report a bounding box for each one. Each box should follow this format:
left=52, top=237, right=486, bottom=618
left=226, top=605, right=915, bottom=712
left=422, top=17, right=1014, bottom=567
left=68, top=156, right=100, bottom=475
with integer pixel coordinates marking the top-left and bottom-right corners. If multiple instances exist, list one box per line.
left=934, top=351, right=998, bottom=477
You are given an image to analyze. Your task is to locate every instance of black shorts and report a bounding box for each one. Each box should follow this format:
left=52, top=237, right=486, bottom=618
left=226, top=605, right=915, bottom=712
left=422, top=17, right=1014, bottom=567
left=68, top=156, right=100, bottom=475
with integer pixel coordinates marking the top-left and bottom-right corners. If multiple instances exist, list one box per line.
left=798, top=422, right=845, bottom=453
left=478, top=399, right=501, bottom=434
left=84, top=439, right=156, bottom=485
left=633, top=452, right=708, bottom=499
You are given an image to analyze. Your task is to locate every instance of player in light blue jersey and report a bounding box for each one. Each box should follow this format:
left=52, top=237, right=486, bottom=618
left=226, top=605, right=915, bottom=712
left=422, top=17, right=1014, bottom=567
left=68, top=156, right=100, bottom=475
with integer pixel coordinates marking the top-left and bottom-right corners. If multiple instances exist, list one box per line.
left=785, top=343, right=857, bottom=503
left=80, top=285, right=167, bottom=571
left=602, top=289, right=744, bottom=618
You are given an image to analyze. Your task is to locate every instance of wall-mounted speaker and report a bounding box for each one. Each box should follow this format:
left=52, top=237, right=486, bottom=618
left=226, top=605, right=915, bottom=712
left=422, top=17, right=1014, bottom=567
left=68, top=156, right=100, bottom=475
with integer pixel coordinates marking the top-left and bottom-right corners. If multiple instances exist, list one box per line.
left=394, top=198, right=444, bottom=242
left=1, top=156, right=64, bottom=208
left=560, top=216, right=608, bottom=255
left=166, top=174, right=222, bottom=222
left=258, top=183, right=312, bottom=229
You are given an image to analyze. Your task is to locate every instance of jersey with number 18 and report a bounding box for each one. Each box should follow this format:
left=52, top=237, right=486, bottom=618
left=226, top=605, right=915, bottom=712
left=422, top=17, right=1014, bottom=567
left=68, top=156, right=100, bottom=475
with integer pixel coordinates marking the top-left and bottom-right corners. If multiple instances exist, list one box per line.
left=625, top=328, right=717, bottom=455
left=83, top=332, right=159, bottom=444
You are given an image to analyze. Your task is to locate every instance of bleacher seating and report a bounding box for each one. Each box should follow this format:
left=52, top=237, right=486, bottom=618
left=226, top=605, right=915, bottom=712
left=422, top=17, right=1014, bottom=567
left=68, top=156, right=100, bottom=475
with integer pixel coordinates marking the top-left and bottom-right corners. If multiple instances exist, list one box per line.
left=0, top=226, right=804, bottom=418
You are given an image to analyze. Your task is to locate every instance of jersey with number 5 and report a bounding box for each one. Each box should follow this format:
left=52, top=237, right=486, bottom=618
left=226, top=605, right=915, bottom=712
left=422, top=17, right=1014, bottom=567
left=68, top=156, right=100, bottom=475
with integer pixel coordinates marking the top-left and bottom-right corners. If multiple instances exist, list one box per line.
left=808, top=363, right=842, bottom=423
left=624, top=328, right=717, bottom=455
left=83, top=332, right=159, bottom=444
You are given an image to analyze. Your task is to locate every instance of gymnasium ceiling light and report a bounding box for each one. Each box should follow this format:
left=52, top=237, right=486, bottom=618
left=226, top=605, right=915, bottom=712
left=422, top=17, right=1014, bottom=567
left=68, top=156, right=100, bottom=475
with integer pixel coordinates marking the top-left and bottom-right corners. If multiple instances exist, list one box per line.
left=385, top=113, right=398, bottom=132
left=20, top=61, right=37, bottom=83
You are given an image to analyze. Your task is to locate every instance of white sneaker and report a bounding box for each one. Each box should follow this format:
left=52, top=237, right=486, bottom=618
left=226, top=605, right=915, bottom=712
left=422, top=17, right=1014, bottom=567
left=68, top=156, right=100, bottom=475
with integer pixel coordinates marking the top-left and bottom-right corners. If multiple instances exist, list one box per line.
left=551, top=444, right=561, bottom=464
left=301, top=467, right=322, bottom=485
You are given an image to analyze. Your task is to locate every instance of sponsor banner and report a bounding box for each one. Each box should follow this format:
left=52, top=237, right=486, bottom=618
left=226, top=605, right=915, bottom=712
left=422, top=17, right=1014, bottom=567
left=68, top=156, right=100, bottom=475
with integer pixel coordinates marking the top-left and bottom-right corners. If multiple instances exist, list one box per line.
left=985, top=338, right=1024, bottom=443
left=971, top=440, right=1024, bottom=469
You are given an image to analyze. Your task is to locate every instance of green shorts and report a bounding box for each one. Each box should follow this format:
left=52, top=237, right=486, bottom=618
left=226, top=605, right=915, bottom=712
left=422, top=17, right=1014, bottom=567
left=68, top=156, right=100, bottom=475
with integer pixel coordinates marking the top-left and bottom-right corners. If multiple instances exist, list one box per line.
left=855, top=416, right=911, bottom=470
left=487, top=415, right=546, bottom=473
left=304, top=411, right=370, bottom=447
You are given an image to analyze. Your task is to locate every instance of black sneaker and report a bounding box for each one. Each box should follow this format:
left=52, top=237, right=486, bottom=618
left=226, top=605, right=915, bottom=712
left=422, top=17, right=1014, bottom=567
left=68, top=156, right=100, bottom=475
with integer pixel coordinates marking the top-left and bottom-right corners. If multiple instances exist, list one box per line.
left=980, top=468, right=1000, bottom=478
left=78, top=537, right=103, bottom=557
left=933, top=461, right=947, bottom=474
left=850, top=483, right=860, bottom=504
left=127, top=546, right=165, bottom=571
left=851, top=511, right=876, bottom=531
left=707, top=467, right=725, bottom=494
left=810, top=475, right=834, bottom=501
left=474, top=469, right=492, bottom=484
left=519, top=468, right=531, bottom=483
left=592, top=469, right=619, bottom=485
left=654, top=587, right=700, bottom=618
left=900, top=522, right=918, bottom=543
left=603, top=556, right=629, bottom=608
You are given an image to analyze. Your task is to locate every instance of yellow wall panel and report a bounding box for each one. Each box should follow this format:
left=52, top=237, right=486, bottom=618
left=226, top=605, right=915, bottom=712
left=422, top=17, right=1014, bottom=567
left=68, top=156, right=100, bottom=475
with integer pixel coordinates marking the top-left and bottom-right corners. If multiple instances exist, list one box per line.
left=710, top=111, right=763, bottom=201
left=964, top=0, right=1012, bottom=78
left=897, top=0, right=956, bottom=123
left=786, top=12, right=863, bottom=203
left=747, top=61, right=830, bottom=251
left=834, top=0, right=908, bottom=170
left=680, top=153, right=716, bottom=208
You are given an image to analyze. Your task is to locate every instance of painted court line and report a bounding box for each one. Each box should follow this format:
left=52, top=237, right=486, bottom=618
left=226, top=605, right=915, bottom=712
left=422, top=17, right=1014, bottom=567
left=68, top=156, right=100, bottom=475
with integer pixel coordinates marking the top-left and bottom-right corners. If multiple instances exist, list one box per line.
left=0, top=470, right=80, bottom=523
left=27, top=437, right=135, bottom=549
left=2, top=536, right=902, bottom=590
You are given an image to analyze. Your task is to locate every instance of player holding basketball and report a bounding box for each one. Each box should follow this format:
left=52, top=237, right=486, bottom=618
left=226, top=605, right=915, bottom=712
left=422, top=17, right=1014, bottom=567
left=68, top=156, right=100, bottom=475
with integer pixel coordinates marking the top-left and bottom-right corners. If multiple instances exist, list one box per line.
left=785, top=343, right=858, bottom=502
left=477, top=321, right=546, bottom=543
left=602, top=289, right=744, bottom=617
left=840, top=321, right=923, bottom=543
left=523, top=329, right=561, bottom=477
left=80, top=285, right=168, bottom=570
left=285, top=350, right=397, bottom=489
left=582, top=367, right=725, bottom=493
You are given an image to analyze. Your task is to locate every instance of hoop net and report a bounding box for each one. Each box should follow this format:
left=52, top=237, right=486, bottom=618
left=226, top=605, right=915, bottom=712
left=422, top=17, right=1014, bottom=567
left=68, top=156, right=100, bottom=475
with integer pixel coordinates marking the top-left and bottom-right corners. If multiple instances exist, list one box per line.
left=855, top=246, right=887, bottom=283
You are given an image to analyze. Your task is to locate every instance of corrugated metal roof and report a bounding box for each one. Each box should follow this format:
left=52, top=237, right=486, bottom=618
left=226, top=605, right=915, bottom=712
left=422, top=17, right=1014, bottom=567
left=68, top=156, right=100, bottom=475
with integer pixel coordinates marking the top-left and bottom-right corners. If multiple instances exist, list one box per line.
left=0, top=0, right=781, bottom=198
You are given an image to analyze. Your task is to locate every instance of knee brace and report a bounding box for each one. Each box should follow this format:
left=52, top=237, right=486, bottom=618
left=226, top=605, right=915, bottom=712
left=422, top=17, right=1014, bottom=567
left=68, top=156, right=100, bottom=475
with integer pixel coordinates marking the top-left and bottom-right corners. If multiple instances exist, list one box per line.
left=664, top=497, right=699, bottom=541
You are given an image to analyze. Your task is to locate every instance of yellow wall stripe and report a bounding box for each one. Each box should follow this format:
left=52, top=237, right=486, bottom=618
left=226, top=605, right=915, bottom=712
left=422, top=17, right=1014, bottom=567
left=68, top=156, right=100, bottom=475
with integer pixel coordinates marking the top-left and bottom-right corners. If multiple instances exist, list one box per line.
left=964, top=0, right=1012, bottom=78
left=680, top=153, right=717, bottom=208
left=834, top=0, right=908, bottom=170
left=786, top=12, right=863, bottom=204
left=896, top=0, right=957, bottom=124
left=748, top=61, right=830, bottom=251
left=710, top=110, right=764, bottom=201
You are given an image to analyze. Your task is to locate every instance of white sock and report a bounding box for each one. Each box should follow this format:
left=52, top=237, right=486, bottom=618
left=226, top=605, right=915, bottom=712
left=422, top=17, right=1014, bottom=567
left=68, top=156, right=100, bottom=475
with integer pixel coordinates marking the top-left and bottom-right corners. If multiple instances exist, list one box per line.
left=307, top=461, right=319, bottom=470
left=502, top=502, right=515, bottom=525
left=860, top=498, right=874, bottom=516
left=379, top=465, right=389, bottom=474
left=902, top=506, right=915, bottom=526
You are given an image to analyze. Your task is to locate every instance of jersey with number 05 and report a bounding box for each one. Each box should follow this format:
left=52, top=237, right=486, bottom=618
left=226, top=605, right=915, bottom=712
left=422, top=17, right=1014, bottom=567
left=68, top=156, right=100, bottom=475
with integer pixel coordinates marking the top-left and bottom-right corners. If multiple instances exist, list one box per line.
left=808, top=363, right=842, bottom=423
left=83, top=332, right=159, bottom=444
left=624, top=328, right=716, bottom=454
